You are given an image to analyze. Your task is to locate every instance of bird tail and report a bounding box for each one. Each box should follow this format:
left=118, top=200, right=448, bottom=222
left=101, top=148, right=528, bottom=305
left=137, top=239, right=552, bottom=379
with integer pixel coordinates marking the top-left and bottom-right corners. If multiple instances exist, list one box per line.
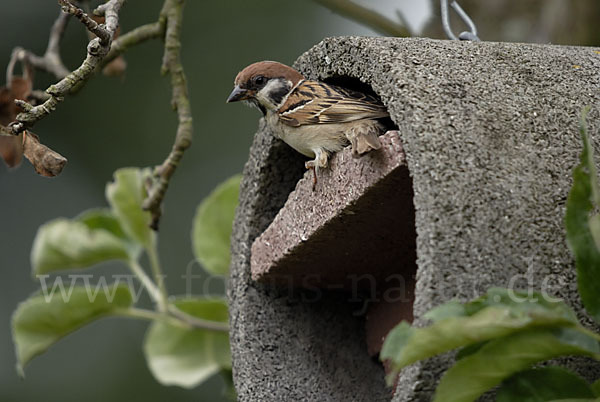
left=346, top=121, right=383, bottom=156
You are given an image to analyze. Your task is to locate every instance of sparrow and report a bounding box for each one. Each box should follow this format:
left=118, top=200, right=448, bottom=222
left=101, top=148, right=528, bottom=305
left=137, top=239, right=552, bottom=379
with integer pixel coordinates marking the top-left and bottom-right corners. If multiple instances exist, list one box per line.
left=226, top=61, right=389, bottom=185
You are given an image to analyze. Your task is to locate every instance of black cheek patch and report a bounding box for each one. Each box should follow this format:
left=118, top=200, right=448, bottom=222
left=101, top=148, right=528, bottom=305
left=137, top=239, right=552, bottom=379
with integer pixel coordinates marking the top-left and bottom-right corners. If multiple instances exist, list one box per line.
left=269, top=87, right=289, bottom=106
left=269, top=82, right=291, bottom=106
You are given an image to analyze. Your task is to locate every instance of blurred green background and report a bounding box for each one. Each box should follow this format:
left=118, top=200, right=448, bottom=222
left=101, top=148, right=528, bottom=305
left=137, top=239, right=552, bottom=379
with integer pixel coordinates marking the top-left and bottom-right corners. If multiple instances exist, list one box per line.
left=0, top=1, right=597, bottom=401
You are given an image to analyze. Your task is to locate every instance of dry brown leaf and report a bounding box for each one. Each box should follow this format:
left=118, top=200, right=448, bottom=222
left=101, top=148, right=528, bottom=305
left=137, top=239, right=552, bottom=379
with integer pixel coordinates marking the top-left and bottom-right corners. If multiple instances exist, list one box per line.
left=22, top=131, right=67, bottom=177
left=0, top=75, right=33, bottom=168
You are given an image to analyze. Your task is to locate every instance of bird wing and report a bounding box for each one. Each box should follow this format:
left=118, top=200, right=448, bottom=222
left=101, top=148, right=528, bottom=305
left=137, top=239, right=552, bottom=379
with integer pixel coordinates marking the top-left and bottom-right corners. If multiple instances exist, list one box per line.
left=277, top=80, right=389, bottom=127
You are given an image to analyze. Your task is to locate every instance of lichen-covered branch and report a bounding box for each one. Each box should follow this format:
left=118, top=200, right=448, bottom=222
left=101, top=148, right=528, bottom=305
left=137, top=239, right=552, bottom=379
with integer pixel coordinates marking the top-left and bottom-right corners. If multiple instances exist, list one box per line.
left=312, top=0, right=410, bottom=37
left=10, top=0, right=125, bottom=134
left=58, top=0, right=111, bottom=45
left=5, top=0, right=190, bottom=229
left=94, top=0, right=124, bottom=43
left=142, top=0, right=192, bottom=229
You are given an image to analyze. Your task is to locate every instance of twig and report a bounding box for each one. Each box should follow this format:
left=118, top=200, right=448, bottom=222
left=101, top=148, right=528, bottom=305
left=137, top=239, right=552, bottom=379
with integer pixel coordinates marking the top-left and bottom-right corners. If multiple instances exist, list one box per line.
left=312, top=0, right=410, bottom=37
left=147, top=244, right=169, bottom=313
left=118, top=306, right=230, bottom=332
left=7, top=0, right=188, bottom=228
left=99, top=21, right=164, bottom=70
left=117, top=307, right=190, bottom=328
left=93, top=0, right=122, bottom=41
left=10, top=0, right=125, bottom=134
left=6, top=48, right=34, bottom=92
left=142, top=0, right=192, bottom=229
left=28, top=90, right=51, bottom=104
left=10, top=12, right=70, bottom=83
left=127, top=259, right=165, bottom=309
left=168, top=304, right=229, bottom=332
left=58, top=0, right=110, bottom=44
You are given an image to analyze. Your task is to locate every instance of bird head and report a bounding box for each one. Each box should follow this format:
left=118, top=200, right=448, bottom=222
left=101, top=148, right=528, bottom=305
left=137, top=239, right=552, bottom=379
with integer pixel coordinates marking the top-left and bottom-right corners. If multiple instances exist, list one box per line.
left=226, top=61, right=304, bottom=115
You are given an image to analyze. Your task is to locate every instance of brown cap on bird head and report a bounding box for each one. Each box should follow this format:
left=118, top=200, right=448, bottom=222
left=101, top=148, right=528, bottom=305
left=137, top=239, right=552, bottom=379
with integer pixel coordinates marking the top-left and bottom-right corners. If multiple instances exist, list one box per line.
left=226, top=61, right=305, bottom=103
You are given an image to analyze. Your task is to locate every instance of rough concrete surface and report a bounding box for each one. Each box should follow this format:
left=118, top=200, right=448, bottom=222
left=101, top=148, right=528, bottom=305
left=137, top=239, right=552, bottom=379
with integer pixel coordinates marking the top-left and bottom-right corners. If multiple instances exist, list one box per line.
left=229, top=37, right=600, bottom=401
left=250, top=130, right=414, bottom=289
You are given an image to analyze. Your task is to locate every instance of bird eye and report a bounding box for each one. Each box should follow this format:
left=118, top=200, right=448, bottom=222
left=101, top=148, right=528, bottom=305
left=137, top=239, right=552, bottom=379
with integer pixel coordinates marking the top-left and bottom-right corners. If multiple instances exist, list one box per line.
left=253, top=75, right=266, bottom=86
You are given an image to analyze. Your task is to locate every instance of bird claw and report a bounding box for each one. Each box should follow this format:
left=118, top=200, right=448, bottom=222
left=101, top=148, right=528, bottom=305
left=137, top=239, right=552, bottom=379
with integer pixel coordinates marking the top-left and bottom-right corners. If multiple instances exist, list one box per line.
left=305, top=161, right=318, bottom=190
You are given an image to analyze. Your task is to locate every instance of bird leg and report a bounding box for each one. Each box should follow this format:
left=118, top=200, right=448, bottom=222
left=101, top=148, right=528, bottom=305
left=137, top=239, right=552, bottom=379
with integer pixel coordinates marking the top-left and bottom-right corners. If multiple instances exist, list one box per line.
left=305, top=161, right=318, bottom=190
left=305, top=148, right=328, bottom=190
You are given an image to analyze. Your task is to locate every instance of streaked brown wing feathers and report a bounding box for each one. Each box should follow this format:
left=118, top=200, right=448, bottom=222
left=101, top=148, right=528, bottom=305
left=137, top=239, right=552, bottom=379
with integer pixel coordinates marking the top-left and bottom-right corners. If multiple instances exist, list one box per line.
left=278, top=80, right=388, bottom=127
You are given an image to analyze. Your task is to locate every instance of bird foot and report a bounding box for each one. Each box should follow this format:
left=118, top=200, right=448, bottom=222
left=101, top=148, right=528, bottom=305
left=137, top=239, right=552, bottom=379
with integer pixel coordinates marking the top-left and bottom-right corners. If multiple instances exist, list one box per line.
left=305, top=161, right=318, bottom=191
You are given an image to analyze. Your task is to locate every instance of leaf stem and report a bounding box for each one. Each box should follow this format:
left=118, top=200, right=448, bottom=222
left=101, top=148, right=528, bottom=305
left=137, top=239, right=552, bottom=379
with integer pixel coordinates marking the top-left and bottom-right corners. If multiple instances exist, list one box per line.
left=127, top=259, right=164, bottom=308
left=116, top=307, right=188, bottom=328
left=116, top=307, right=229, bottom=332
left=146, top=243, right=169, bottom=312
left=167, top=304, right=229, bottom=332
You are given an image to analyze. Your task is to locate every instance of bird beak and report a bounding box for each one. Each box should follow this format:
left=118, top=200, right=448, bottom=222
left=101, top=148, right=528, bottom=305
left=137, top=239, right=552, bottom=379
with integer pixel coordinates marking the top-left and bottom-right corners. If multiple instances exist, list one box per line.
left=226, top=85, right=250, bottom=103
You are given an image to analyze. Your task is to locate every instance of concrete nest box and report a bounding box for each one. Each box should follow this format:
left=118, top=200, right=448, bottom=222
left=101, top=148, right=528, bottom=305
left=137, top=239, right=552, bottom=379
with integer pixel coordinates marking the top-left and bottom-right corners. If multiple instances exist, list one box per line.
left=228, top=37, right=600, bottom=401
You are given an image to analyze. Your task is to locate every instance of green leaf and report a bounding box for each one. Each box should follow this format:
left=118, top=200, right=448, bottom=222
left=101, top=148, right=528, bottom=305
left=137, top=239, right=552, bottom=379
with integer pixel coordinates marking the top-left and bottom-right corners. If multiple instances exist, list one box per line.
left=589, top=214, right=600, bottom=252
left=497, top=367, right=595, bottom=402
left=192, top=175, right=241, bottom=276
left=565, top=107, right=600, bottom=322
left=464, top=288, right=577, bottom=321
left=456, top=341, right=487, bottom=360
left=106, top=167, right=154, bottom=248
left=380, top=321, right=415, bottom=364
left=144, top=298, right=230, bottom=388
left=31, top=217, right=131, bottom=275
left=77, top=208, right=142, bottom=258
left=424, top=300, right=467, bottom=322
left=12, top=284, right=133, bottom=372
left=433, top=328, right=600, bottom=402
left=220, top=368, right=237, bottom=400
left=381, top=299, right=577, bottom=381
left=77, top=208, right=129, bottom=240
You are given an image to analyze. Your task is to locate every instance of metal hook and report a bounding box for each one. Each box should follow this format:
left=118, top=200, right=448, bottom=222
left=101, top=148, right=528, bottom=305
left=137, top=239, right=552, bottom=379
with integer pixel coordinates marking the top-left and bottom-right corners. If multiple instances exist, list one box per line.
left=441, top=0, right=480, bottom=41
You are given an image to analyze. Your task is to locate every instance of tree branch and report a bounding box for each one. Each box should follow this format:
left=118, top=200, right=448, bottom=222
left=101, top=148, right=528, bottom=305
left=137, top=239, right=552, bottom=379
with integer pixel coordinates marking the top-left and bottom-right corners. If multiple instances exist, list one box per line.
left=58, top=0, right=111, bottom=44
left=99, top=21, right=164, bottom=70
left=6, top=0, right=188, bottom=228
left=142, top=0, right=192, bottom=229
left=10, top=0, right=125, bottom=134
left=312, top=0, right=410, bottom=37
left=9, top=12, right=71, bottom=83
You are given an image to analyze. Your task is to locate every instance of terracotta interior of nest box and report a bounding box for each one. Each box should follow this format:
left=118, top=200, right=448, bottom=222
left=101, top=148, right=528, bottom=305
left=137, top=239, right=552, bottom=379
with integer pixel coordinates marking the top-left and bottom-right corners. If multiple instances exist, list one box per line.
left=250, top=77, right=417, bottom=362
